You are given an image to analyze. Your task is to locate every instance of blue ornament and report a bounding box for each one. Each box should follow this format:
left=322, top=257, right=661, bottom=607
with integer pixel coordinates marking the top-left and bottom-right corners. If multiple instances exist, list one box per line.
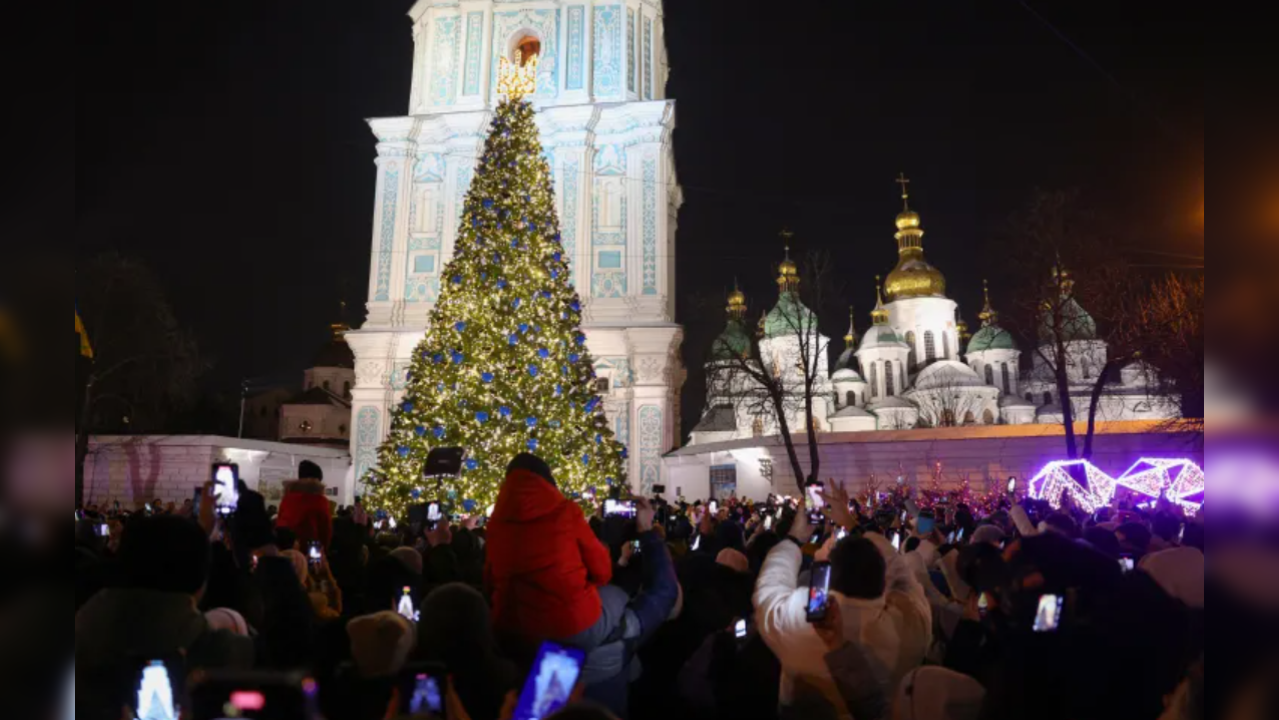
left=551, top=270, right=559, bottom=280
left=432, top=353, right=444, bottom=364
left=494, top=253, right=502, bottom=264
left=527, top=438, right=539, bottom=452
left=480, top=272, right=487, bottom=281
left=481, top=372, right=495, bottom=383
left=463, top=499, right=478, bottom=513
left=483, top=198, right=494, bottom=210
left=541, top=291, right=552, bottom=300
left=411, top=489, right=422, bottom=500
left=508, top=334, right=519, bottom=346
left=621, top=448, right=630, bottom=460
left=401, top=401, right=415, bottom=413
left=498, top=279, right=508, bottom=289
left=452, top=276, right=463, bottom=285
left=499, top=406, right=512, bottom=418
left=582, top=455, right=591, bottom=466
left=569, top=354, right=580, bottom=363
left=476, top=411, right=490, bottom=423
left=553, top=252, right=563, bottom=262
left=452, top=351, right=465, bottom=365
left=555, top=233, right=562, bottom=242
left=471, top=217, right=479, bottom=228
left=528, top=221, right=537, bottom=231
left=455, top=321, right=467, bottom=332
left=519, top=323, right=530, bottom=334
left=433, top=426, right=446, bottom=439
left=556, top=384, right=564, bottom=396
left=512, top=298, right=522, bottom=309
left=398, top=446, right=411, bottom=458
left=465, top=459, right=479, bottom=471
left=571, top=301, right=581, bottom=312
left=528, top=365, right=540, bottom=377
left=586, top=398, right=598, bottom=413
left=576, top=335, right=587, bottom=346
left=526, top=417, right=538, bottom=428
left=596, top=434, right=603, bottom=444
left=415, top=426, right=427, bottom=437
left=511, top=239, right=520, bottom=249
left=538, top=348, right=550, bottom=359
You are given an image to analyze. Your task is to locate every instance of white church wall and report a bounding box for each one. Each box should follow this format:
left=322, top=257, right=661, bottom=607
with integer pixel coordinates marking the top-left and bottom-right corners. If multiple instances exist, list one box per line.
left=83, top=436, right=353, bottom=508
left=888, top=296, right=960, bottom=370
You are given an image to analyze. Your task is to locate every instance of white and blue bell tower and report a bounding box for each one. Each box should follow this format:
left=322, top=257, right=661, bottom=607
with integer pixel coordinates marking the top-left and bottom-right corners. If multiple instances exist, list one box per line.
left=347, top=0, right=684, bottom=497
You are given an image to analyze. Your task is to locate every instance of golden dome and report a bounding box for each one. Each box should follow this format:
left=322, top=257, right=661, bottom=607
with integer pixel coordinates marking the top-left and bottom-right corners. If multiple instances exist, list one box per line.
left=776, top=241, right=800, bottom=293
left=884, top=259, right=947, bottom=301
left=726, top=281, right=747, bottom=318
left=896, top=210, right=922, bottom=231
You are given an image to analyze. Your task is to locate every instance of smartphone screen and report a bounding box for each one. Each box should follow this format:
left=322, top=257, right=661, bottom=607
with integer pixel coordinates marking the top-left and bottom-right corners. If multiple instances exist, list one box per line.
left=1007, top=477, right=1018, bottom=494
left=978, top=592, right=991, bottom=619
left=709, top=501, right=719, bottom=515
left=512, top=642, right=587, bottom=720
left=837, top=528, right=848, bottom=542
left=1119, top=557, right=1135, bottom=574
left=956, top=527, right=966, bottom=543
left=307, top=542, right=322, bottom=568
left=734, top=618, right=748, bottom=639
left=131, top=660, right=180, bottom=720
left=763, top=515, right=774, bottom=531
left=805, top=485, right=824, bottom=511
left=806, top=563, right=833, bottom=623
left=212, top=464, right=240, bottom=515
left=426, top=502, right=442, bottom=529
left=604, top=500, right=637, bottom=518
left=631, top=539, right=642, bottom=554
left=396, top=587, right=419, bottom=622
left=691, top=535, right=701, bottom=552
left=891, top=532, right=902, bottom=552
left=98, top=523, right=110, bottom=538
left=400, top=670, right=445, bottom=715
left=1033, top=594, right=1065, bottom=633
left=917, top=513, right=937, bottom=536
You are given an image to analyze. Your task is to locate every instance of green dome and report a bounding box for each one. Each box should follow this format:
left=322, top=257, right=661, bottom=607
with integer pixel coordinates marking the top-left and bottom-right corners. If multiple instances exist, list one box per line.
left=1039, top=297, right=1098, bottom=345
left=968, top=325, right=1018, bottom=353
left=712, top=319, right=752, bottom=360
left=764, top=293, right=817, bottom=339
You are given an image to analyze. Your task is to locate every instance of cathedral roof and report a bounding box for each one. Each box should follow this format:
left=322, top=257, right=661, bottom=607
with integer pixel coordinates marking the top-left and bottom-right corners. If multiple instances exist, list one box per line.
left=884, top=175, right=947, bottom=301
left=1038, top=266, right=1098, bottom=345
left=711, top=319, right=752, bottom=360
left=1000, top=394, right=1036, bottom=408
left=692, top=406, right=738, bottom=434
left=913, top=360, right=987, bottom=391
left=833, top=405, right=876, bottom=419
left=832, top=367, right=865, bottom=384
left=858, top=324, right=910, bottom=352
left=868, top=396, right=917, bottom=411
left=763, top=293, right=818, bottom=339
left=312, top=338, right=355, bottom=369
left=968, top=325, right=1018, bottom=353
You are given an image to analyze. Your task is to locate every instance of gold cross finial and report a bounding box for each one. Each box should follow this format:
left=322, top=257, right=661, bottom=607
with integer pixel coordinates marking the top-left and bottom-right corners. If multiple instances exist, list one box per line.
left=896, top=173, right=911, bottom=211
left=780, top=228, right=794, bottom=244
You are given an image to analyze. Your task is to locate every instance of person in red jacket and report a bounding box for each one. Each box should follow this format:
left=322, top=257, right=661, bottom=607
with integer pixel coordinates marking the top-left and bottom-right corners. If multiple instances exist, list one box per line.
left=275, top=461, right=333, bottom=550
left=485, top=454, right=613, bottom=643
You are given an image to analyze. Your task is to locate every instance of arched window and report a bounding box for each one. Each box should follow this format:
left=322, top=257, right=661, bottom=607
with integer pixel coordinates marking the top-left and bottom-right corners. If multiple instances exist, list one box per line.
left=942, top=410, right=957, bottom=427
left=846, top=391, right=856, bottom=408
left=870, top=364, right=879, bottom=399
left=1002, top=364, right=1012, bottom=394
left=924, top=331, right=937, bottom=364
left=1043, top=392, right=1053, bottom=406
left=943, top=333, right=952, bottom=360
left=964, top=411, right=977, bottom=426
left=752, top=417, right=765, bottom=438
left=983, top=409, right=996, bottom=425
left=885, top=361, right=896, bottom=396
left=513, top=35, right=541, bottom=65
left=985, top=365, right=995, bottom=386
left=906, top=331, right=918, bottom=370
left=323, top=380, right=331, bottom=391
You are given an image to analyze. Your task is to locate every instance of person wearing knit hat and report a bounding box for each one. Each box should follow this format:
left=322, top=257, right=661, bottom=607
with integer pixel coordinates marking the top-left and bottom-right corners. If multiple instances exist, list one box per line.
left=716, top=548, right=750, bottom=575
left=347, top=611, right=418, bottom=678
left=276, top=460, right=333, bottom=550
left=969, top=525, right=1005, bottom=549
left=205, top=608, right=251, bottom=637
left=390, top=546, right=424, bottom=576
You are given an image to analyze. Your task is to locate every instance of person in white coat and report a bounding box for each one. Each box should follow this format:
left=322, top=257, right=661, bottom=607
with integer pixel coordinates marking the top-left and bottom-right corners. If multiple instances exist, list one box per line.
left=753, top=495, right=933, bottom=720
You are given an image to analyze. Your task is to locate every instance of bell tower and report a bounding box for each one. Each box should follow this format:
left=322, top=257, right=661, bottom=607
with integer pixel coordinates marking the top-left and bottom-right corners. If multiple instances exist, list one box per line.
left=347, top=0, right=684, bottom=497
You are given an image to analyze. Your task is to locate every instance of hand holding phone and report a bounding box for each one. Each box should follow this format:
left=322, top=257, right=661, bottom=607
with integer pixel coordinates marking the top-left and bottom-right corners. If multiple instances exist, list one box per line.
left=1033, top=594, right=1065, bottom=633
left=512, top=643, right=586, bottom=720
left=806, top=562, right=833, bottom=623
left=398, top=665, right=447, bottom=716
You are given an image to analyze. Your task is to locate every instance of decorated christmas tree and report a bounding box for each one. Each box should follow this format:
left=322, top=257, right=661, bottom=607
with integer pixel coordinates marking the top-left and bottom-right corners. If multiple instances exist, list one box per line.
left=363, top=56, right=626, bottom=519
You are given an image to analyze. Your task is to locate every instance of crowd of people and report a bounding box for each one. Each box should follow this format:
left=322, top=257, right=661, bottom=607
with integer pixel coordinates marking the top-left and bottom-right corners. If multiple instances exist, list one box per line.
left=71, top=455, right=1220, bottom=720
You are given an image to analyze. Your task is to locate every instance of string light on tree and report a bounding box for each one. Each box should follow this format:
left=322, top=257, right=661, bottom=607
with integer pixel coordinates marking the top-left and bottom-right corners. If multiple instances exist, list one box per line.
left=362, top=55, right=626, bottom=518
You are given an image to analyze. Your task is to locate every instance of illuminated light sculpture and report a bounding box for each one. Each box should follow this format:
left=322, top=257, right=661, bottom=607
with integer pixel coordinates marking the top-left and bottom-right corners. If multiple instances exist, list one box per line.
left=1029, top=460, right=1117, bottom=514
left=1113, top=458, right=1179, bottom=501
left=1160, top=459, right=1205, bottom=516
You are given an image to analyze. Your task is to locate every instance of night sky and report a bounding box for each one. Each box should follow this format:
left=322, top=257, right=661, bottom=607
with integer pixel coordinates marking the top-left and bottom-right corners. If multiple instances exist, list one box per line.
left=77, top=0, right=1203, bottom=438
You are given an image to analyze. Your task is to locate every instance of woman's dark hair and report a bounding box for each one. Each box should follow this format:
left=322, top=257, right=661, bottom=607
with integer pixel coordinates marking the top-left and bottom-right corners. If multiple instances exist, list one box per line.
left=829, top=537, right=887, bottom=600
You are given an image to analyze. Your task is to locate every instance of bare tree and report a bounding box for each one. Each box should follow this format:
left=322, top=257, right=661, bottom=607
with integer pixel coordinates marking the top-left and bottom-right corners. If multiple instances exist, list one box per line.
left=999, top=190, right=1198, bottom=459
left=705, top=246, right=841, bottom=487
left=76, top=253, right=205, bottom=505
left=907, top=374, right=997, bottom=429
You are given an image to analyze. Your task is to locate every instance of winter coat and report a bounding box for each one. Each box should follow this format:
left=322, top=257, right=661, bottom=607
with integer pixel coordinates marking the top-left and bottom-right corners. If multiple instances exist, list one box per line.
left=753, top=534, right=933, bottom=720
left=484, top=468, right=613, bottom=640
left=276, top=478, right=333, bottom=549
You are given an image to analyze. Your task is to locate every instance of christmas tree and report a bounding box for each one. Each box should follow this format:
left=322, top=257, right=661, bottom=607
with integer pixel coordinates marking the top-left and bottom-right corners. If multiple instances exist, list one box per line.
left=364, top=57, right=627, bottom=519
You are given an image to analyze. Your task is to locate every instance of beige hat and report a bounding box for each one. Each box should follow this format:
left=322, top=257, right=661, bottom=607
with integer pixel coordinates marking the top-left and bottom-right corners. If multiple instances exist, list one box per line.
left=347, top=611, right=418, bottom=678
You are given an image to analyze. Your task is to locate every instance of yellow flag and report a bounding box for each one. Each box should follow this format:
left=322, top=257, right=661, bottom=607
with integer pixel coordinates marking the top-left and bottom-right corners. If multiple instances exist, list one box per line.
left=76, top=306, right=94, bottom=359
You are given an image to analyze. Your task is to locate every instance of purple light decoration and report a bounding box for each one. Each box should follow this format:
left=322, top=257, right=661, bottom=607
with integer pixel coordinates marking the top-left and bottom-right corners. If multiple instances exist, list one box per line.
left=1031, top=458, right=1205, bottom=515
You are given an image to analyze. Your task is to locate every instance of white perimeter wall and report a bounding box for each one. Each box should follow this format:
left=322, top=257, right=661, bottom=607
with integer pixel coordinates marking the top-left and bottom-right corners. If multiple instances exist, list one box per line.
left=662, top=421, right=1203, bottom=502
left=83, top=436, right=354, bottom=508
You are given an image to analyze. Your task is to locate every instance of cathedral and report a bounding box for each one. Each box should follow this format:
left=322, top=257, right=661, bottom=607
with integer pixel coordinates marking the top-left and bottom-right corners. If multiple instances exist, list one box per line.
left=346, top=1, right=683, bottom=495
left=689, top=177, right=1177, bottom=447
